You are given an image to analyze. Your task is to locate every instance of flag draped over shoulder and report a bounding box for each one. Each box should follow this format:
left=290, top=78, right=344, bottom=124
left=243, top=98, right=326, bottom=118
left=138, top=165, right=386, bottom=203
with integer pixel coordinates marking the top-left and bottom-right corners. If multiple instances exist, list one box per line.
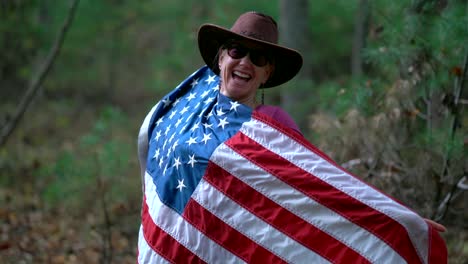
left=137, top=66, right=447, bottom=264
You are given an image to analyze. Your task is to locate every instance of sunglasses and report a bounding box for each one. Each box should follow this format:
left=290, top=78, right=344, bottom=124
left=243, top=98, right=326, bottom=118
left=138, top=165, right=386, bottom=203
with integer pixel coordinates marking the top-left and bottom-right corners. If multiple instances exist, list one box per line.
left=224, top=42, right=271, bottom=67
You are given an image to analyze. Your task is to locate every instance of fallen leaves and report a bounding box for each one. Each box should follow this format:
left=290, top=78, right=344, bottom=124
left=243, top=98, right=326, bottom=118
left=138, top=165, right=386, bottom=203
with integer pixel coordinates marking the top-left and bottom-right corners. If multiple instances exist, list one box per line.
left=0, top=188, right=137, bottom=264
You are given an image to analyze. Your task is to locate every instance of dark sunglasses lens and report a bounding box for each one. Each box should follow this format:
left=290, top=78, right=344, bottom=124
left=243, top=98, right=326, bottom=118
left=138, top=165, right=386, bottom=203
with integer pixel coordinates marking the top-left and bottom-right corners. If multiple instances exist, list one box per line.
left=227, top=46, right=247, bottom=59
left=226, top=43, right=269, bottom=67
left=250, top=52, right=268, bottom=67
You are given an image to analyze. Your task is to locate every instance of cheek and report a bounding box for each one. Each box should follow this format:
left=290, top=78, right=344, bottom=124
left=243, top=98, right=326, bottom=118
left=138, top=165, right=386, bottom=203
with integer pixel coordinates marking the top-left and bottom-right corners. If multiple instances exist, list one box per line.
left=261, top=67, right=272, bottom=84
left=218, top=56, right=229, bottom=76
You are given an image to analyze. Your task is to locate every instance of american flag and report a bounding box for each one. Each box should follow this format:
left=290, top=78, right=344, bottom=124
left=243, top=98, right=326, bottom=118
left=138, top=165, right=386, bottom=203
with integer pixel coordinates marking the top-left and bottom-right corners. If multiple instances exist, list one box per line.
left=137, top=66, right=447, bottom=263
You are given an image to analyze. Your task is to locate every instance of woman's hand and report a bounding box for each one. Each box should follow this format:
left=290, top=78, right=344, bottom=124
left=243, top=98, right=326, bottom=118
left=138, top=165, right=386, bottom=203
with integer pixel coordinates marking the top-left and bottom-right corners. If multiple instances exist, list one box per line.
left=425, top=218, right=447, bottom=232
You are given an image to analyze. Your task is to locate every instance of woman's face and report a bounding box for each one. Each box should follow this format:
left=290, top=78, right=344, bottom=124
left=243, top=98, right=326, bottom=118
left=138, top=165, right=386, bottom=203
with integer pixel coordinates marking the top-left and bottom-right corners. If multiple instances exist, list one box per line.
left=218, top=43, right=273, bottom=108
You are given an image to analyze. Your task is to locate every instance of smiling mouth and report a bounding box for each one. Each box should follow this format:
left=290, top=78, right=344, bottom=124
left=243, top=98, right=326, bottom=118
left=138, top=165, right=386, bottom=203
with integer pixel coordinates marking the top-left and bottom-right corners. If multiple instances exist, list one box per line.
left=233, top=70, right=251, bottom=81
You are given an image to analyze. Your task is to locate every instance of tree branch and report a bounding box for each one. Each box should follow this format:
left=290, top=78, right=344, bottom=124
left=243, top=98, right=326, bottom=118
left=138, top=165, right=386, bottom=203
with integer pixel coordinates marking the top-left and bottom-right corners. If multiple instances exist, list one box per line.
left=433, top=47, right=468, bottom=220
left=0, top=0, right=80, bottom=147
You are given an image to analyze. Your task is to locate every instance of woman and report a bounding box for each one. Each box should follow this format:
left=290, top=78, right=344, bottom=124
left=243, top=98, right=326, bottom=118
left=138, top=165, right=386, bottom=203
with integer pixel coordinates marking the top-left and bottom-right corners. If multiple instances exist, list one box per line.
left=137, top=12, right=306, bottom=262
left=137, top=11, right=446, bottom=264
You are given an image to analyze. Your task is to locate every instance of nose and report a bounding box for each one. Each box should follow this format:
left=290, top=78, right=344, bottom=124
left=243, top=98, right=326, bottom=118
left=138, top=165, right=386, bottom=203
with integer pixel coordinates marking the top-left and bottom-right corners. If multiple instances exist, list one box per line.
left=238, top=53, right=254, bottom=66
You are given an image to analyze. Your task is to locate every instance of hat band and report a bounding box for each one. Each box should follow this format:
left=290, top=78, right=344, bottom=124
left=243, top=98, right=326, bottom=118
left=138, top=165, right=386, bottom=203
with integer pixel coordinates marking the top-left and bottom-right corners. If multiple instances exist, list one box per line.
left=237, top=30, right=274, bottom=43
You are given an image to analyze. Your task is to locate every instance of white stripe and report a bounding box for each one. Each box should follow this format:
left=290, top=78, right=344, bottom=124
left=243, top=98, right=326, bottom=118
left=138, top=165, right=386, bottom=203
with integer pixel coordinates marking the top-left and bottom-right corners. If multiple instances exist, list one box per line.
left=211, top=143, right=406, bottom=264
left=192, top=178, right=331, bottom=264
left=242, top=118, right=428, bottom=263
left=138, top=224, right=171, bottom=264
left=138, top=103, right=158, bottom=192
left=143, top=172, right=245, bottom=264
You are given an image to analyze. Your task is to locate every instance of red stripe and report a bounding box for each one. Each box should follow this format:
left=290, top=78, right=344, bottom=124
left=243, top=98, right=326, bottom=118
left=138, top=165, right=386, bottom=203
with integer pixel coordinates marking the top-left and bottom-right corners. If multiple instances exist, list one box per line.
left=141, top=195, right=206, bottom=264
left=183, top=198, right=287, bottom=263
left=253, top=111, right=411, bottom=208
left=252, top=111, right=340, bottom=167
left=428, top=225, right=448, bottom=264
left=204, top=161, right=371, bottom=263
left=226, top=132, right=422, bottom=264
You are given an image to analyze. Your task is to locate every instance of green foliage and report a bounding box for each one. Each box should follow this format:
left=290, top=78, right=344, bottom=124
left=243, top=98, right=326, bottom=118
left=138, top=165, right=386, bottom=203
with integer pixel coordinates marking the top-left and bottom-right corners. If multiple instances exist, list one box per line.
left=313, top=1, right=467, bottom=236
left=308, top=1, right=358, bottom=78
left=39, top=106, right=135, bottom=209
left=0, top=1, right=46, bottom=100
left=313, top=77, right=385, bottom=118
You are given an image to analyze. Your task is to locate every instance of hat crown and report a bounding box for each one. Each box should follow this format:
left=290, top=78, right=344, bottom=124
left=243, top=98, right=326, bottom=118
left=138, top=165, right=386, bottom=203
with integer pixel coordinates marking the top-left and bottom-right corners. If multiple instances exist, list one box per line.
left=230, top=12, right=278, bottom=44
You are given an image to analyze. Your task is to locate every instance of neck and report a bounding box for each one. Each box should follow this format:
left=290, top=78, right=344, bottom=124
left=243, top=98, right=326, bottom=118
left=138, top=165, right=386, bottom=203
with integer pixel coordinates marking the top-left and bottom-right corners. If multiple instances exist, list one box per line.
left=227, top=93, right=259, bottom=109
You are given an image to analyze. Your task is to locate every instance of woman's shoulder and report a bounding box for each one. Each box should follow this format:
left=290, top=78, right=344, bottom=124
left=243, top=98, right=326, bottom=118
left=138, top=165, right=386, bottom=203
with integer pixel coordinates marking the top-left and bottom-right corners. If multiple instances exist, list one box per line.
left=255, top=104, right=281, bottom=115
left=255, top=104, right=301, bottom=134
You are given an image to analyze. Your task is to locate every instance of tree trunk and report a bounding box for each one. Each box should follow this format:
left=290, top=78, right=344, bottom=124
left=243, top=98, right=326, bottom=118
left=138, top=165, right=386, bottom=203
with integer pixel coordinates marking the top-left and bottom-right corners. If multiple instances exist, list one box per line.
left=0, top=0, right=80, bottom=147
left=351, top=0, right=370, bottom=77
left=279, top=0, right=311, bottom=128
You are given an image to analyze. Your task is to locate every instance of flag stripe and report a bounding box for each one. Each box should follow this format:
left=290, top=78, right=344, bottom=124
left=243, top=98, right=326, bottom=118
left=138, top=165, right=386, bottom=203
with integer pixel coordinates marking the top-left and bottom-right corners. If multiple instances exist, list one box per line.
left=238, top=115, right=427, bottom=263
left=192, top=178, right=330, bottom=263
left=250, top=113, right=429, bottom=262
left=211, top=141, right=406, bottom=263
left=204, top=161, right=372, bottom=263
left=229, top=129, right=421, bottom=264
left=138, top=225, right=171, bottom=264
left=141, top=195, right=206, bottom=264
left=143, top=172, right=243, bottom=263
left=183, top=198, right=286, bottom=263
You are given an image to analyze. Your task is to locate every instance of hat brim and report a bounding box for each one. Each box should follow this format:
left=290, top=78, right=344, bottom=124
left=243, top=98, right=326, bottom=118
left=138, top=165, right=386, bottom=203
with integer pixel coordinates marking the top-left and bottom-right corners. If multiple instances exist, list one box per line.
left=198, top=24, right=303, bottom=88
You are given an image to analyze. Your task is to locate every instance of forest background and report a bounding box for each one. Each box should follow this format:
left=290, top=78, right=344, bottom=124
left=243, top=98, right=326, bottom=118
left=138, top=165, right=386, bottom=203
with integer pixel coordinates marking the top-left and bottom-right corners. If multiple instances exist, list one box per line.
left=0, top=0, right=466, bottom=263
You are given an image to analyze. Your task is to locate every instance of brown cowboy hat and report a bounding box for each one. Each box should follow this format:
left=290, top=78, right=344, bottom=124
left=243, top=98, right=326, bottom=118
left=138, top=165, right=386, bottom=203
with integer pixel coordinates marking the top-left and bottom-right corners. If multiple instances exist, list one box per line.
left=197, top=11, right=303, bottom=88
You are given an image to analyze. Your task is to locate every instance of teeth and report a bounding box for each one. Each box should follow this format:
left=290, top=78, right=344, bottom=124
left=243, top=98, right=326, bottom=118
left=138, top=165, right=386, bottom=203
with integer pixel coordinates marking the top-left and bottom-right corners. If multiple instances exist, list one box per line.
left=234, top=71, right=250, bottom=79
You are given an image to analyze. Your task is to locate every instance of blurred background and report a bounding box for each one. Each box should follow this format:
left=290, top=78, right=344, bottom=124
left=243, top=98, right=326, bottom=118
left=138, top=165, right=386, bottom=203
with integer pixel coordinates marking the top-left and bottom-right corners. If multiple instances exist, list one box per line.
left=0, top=0, right=466, bottom=263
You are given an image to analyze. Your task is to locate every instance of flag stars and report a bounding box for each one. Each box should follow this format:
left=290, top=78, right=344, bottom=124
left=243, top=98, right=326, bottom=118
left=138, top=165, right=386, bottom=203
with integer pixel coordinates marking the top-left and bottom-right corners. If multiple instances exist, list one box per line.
left=201, top=90, right=210, bottom=98
left=217, top=108, right=226, bottom=116
left=156, top=117, right=164, bottom=127
left=166, top=147, right=172, bottom=158
left=150, top=71, right=251, bottom=197
left=230, top=101, right=241, bottom=112
left=168, top=133, right=176, bottom=143
left=172, top=98, right=181, bottom=107
left=166, top=144, right=172, bottom=158
left=153, top=149, right=160, bottom=159
left=190, top=122, right=200, bottom=132
left=175, top=118, right=183, bottom=128
left=186, top=137, right=197, bottom=146
left=172, top=140, right=179, bottom=151
left=190, top=78, right=199, bottom=87
left=169, top=110, right=177, bottom=120
left=202, top=133, right=212, bottom=144
left=154, top=130, right=162, bottom=141
left=173, top=157, right=182, bottom=170
left=202, top=122, right=213, bottom=129
left=205, top=75, right=216, bottom=85
left=186, top=113, right=195, bottom=122
left=204, top=97, right=215, bottom=105
left=176, top=179, right=187, bottom=192
left=181, top=124, right=188, bottom=132
left=187, top=154, right=197, bottom=168
left=218, top=117, right=229, bottom=129
left=187, top=92, right=197, bottom=101
left=180, top=106, right=189, bottom=115
left=162, top=98, right=172, bottom=108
